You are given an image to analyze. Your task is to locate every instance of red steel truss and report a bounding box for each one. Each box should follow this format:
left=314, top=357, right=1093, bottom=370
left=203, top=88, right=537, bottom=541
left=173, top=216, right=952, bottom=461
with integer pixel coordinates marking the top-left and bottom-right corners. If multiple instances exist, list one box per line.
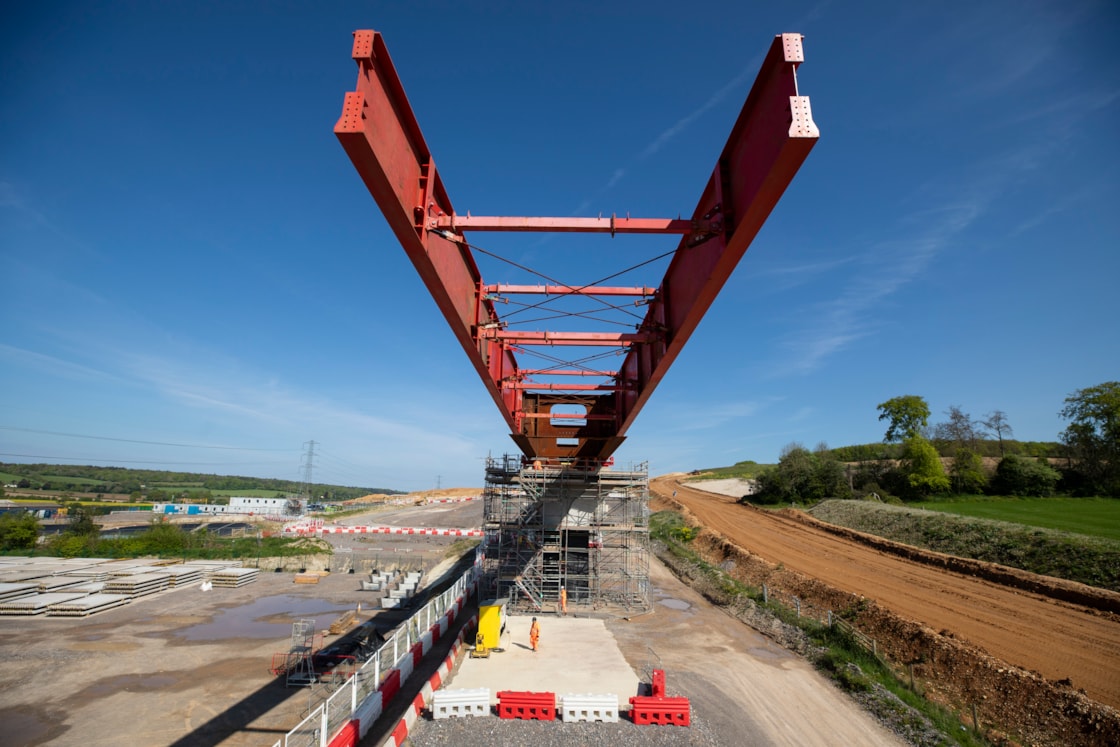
left=336, top=30, right=818, bottom=461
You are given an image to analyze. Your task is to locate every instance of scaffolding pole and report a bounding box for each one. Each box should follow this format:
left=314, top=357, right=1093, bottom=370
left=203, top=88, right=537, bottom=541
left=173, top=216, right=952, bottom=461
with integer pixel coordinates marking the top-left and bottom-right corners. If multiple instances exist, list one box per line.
left=481, top=456, right=649, bottom=614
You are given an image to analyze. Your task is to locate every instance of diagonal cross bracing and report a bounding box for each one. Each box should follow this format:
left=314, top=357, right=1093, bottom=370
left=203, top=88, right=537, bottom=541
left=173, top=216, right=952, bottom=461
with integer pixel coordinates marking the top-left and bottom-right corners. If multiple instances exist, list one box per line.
left=336, top=30, right=818, bottom=461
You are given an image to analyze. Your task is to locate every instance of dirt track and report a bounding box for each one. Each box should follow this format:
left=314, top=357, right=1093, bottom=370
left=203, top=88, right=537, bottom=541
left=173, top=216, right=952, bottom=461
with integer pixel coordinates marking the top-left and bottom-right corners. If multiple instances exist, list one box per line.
left=654, top=477, right=1120, bottom=711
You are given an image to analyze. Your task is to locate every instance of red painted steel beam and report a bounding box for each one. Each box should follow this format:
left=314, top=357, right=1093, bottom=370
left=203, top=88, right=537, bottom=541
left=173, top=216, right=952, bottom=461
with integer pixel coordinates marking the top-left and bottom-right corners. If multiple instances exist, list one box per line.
left=336, top=30, right=817, bottom=461
left=486, top=284, right=655, bottom=297
left=480, top=330, right=656, bottom=346
left=433, top=215, right=695, bottom=234
left=518, top=412, right=616, bottom=419
left=518, top=369, right=618, bottom=377
left=615, top=33, right=818, bottom=436
left=334, top=31, right=522, bottom=434
left=503, top=383, right=630, bottom=392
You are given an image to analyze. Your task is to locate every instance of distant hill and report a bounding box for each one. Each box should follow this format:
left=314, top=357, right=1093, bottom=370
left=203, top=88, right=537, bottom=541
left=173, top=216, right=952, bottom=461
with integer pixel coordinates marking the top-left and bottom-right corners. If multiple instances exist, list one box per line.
left=0, top=462, right=403, bottom=502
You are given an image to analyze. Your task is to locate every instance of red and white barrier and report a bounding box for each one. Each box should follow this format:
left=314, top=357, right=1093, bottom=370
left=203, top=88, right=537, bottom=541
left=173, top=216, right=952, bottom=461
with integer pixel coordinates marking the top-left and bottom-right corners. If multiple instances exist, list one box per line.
left=379, top=613, right=478, bottom=746
left=425, top=495, right=480, bottom=504
left=318, top=525, right=484, bottom=537
left=279, top=558, right=482, bottom=747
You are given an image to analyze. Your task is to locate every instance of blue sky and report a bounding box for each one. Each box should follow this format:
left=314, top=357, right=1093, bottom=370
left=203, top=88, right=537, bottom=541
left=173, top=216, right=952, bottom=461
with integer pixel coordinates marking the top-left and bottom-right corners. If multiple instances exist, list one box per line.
left=2, top=2, right=1117, bottom=492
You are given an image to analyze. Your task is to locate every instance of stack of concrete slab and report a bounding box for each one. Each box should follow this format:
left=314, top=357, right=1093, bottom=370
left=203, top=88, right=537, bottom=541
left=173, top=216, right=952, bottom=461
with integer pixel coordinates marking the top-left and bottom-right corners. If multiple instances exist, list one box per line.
left=161, top=565, right=205, bottom=587
left=104, top=572, right=170, bottom=598
left=0, top=582, right=38, bottom=603
left=211, top=567, right=258, bottom=588
left=64, top=581, right=107, bottom=594
left=0, top=568, right=52, bottom=584
left=189, top=560, right=244, bottom=570
left=107, top=564, right=169, bottom=576
left=65, top=567, right=111, bottom=582
left=46, top=593, right=132, bottom=617
left=0, top=592, right=86, bottom=616
left=35, top=576, right=88, bottom=593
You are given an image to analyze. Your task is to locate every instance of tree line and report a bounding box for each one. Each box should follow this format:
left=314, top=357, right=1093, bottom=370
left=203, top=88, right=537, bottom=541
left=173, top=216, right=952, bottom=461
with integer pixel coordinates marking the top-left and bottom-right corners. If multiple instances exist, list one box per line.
left=751, top=381, right=1120, bottom=503
left=0, top=463, right=401, bottom=502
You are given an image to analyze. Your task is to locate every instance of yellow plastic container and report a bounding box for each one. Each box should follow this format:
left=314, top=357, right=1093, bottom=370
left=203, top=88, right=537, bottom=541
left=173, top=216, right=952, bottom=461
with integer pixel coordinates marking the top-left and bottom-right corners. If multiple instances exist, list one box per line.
left=477, top=599, right=506, bottom=649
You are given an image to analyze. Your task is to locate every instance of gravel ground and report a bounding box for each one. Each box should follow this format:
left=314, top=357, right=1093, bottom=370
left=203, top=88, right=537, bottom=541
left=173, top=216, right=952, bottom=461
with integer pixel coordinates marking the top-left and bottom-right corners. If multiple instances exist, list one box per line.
left=408, top=710, right=723, bottom=746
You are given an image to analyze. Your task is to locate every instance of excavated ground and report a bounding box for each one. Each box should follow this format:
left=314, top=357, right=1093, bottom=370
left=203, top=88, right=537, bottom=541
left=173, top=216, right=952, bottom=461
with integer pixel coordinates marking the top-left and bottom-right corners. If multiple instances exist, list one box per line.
left=656, top=477, right=1120, bottom=746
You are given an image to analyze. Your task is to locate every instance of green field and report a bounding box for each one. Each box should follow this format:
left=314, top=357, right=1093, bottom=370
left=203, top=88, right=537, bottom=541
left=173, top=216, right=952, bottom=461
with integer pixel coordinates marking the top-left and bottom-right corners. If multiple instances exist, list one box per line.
left=920, top=496, right=1120, bottom=542
left=0, top=471, right=108, bottom=487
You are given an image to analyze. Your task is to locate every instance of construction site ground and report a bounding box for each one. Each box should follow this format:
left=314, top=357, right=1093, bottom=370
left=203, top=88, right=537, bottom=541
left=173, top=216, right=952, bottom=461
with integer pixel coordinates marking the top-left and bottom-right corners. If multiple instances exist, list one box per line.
left=411, top=556, right=906, bottom=746
left=5, top=478, right=1117, bottom=745
left=0, top=498, right=482, bottom=747
left=1, top=492, right=904, bottom=747
left=656, top=476, right=1120, bottom=744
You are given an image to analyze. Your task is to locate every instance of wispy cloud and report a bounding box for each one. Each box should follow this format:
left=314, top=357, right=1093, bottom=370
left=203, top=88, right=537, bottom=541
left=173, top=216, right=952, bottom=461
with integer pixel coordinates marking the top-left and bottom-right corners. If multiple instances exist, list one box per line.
left=640, top=65, right=760, bottom=161
left=750, top=255, right=857, bottom=292
left=0, top=343, right=123, bottom=384
left=771, top=197, right=985, bottom=375
left=0, top=180, right=95, bottom=257
left=656, top=398, right=769, bottom=432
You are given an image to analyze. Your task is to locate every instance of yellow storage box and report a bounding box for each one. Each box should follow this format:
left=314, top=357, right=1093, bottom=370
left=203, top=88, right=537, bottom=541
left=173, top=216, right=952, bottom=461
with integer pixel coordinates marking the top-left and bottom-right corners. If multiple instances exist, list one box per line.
left=477, top=599, right=507, bottom=649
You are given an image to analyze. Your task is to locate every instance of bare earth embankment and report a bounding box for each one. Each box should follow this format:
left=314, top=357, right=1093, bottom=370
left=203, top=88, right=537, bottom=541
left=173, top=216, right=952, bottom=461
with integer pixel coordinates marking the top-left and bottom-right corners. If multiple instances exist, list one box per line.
left=655, top=477, right=1120, bottom=746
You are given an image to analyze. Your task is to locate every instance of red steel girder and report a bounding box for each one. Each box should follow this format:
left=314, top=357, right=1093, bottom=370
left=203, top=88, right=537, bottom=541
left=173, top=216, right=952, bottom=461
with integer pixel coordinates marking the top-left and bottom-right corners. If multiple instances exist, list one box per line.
left=479, top=330, right=656, bottom=347
left=486, top=284, right=656, bottom=297
left=518, top=369, right=618, bottom=377
left=335, top=30, right=818, bottom=461
left=433, top=215, right=696, bottom=235
left=615, top=33, right=819, bottom=436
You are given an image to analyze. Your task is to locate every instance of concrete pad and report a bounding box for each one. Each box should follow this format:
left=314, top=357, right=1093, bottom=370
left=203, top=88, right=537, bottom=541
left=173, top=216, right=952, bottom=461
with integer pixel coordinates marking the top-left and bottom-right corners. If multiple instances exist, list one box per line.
left=447, top=615, right=641, bottom=707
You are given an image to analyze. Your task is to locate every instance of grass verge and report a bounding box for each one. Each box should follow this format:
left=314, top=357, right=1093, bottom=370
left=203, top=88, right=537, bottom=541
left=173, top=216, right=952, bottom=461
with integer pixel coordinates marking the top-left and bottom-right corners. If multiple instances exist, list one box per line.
left=30, top=523, right=328, bottom=560
left=808, top=499, right=1120, bottom=592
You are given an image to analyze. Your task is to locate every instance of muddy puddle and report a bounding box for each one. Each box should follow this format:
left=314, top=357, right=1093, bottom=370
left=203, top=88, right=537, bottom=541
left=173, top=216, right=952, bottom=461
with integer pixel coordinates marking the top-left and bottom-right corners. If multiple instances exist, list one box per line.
left=178, top=595, right=356, bottom=641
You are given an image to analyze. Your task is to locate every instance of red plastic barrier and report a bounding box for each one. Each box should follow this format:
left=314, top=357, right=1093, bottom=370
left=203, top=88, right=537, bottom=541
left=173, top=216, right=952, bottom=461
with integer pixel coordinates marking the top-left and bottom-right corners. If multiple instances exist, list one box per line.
left=497, top=690, right=556, bottom=720
left=651, top=668, right=666, bottom=697
left=379, top=668, right=401, bottom=703
left=628, top=695, right=691, bottom=726
left=327, top=719, right=360, bottom=747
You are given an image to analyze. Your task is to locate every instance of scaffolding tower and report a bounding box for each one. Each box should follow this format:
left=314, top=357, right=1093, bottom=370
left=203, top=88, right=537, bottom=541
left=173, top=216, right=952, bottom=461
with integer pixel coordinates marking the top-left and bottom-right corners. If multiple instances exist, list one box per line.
left=482, top=455, right=650, bottom=614
left=269, top=618, right=322, bottom=687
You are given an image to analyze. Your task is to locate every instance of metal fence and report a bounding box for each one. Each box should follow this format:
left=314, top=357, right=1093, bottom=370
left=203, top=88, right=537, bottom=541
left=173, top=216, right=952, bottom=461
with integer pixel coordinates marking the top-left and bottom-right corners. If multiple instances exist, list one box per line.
left=276, top=551, right=481, bottom=747
left=755, top=582, right=882, bottom=657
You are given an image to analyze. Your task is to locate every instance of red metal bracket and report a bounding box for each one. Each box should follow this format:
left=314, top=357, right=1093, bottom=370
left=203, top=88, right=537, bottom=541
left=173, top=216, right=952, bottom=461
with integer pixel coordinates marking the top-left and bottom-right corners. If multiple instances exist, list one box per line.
left=336, top=31, right=818, bottom=461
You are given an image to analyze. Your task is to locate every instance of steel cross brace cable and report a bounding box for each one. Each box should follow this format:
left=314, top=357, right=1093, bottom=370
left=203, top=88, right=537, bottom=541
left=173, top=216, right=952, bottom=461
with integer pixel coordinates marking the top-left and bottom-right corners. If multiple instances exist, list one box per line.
left=335, top=30, right=818, bottom=462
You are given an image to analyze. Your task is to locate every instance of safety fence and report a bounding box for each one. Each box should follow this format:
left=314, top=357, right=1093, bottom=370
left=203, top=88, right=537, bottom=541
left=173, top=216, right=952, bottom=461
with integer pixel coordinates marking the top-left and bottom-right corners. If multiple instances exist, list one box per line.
left=271, top=550, right=482, bottom=747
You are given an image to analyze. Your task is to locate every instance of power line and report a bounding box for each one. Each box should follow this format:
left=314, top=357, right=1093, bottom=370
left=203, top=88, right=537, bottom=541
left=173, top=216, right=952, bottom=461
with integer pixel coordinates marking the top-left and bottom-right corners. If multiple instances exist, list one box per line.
left=0, top=452, right=285, bottom=467
left=0, top=426, right=295, bottom=452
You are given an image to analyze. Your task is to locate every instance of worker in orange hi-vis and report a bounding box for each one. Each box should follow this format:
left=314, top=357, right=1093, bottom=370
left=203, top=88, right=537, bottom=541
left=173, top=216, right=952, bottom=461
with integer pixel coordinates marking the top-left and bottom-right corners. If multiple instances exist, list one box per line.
left=529, top=617, right=540, bottom=652
left=560, top=586, right=568, bottom=616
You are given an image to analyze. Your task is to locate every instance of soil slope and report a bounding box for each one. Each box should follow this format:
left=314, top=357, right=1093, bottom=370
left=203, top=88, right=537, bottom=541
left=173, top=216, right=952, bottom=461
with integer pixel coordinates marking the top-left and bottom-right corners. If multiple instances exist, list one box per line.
left=656, top=477, right=1120, bottom=711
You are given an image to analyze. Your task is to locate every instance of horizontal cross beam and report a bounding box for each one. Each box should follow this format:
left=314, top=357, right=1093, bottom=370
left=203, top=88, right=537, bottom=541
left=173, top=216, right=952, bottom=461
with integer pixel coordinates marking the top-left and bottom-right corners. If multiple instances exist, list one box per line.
left=485, top=284, right=656, bottom=297
left=479, top=330, right=656, bottom=346
left=433, top=215, right=697, bottom=235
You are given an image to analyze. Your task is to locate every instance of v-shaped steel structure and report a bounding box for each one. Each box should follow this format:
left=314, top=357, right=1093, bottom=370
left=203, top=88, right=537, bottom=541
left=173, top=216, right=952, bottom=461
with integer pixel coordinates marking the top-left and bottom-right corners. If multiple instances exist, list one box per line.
left=336, top=31, right=818, bottom=462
